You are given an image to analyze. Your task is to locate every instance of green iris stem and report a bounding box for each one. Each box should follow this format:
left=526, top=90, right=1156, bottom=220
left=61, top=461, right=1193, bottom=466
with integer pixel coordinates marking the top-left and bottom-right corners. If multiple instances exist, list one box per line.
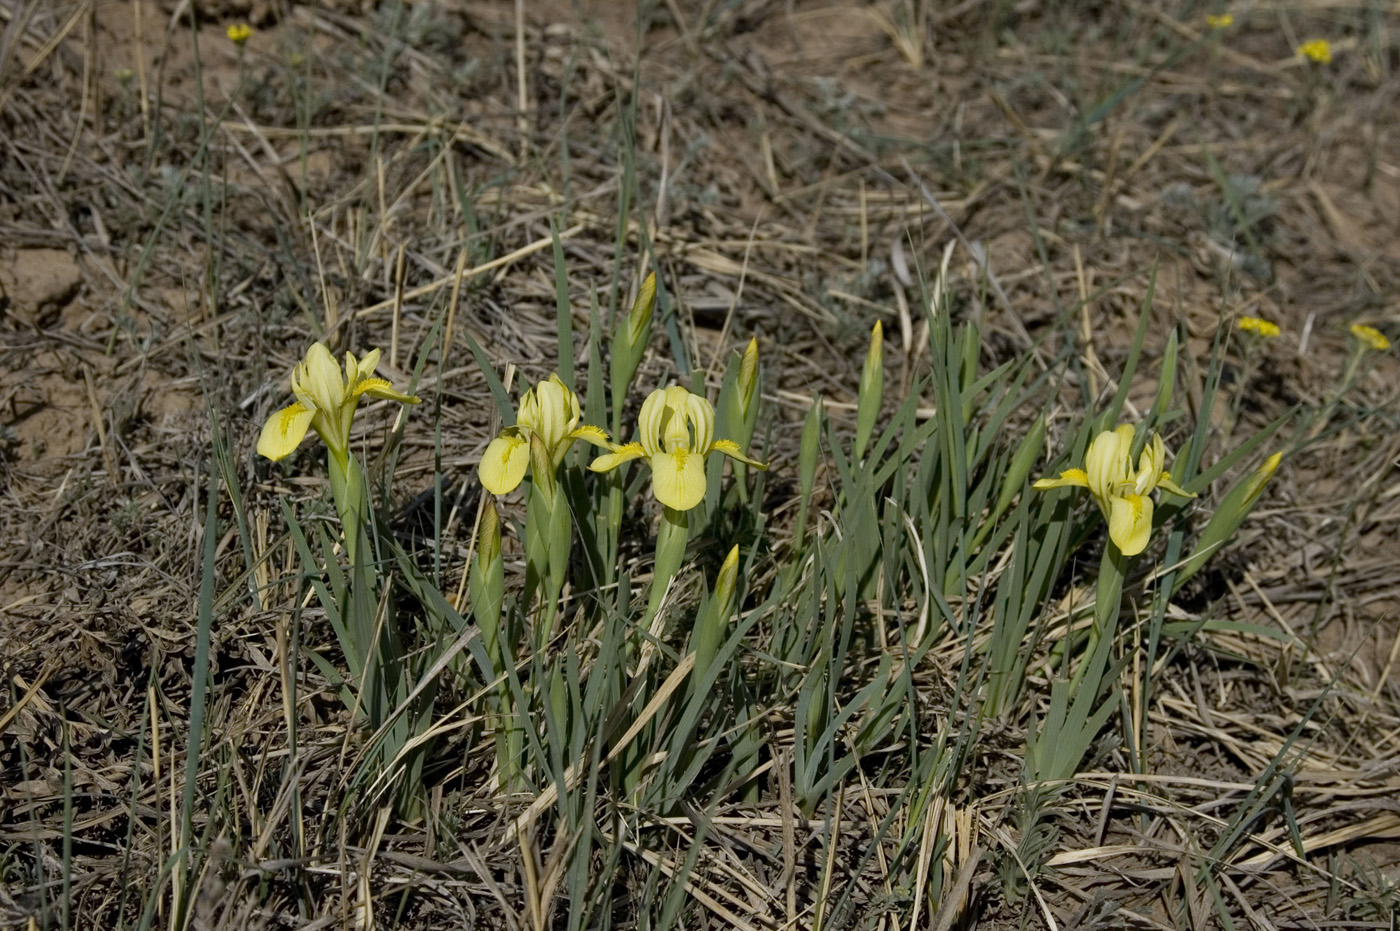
left=646, top=506, right=690, bottom=626
left=1334, top=346, right=1366, bottom=405
left=1070, top=542, right=1128, bottom=696
left=524, top=476, right=571, bottom=653
left=1293, top=345, right=1367, bottom=458
left=325, top=446, right=404, bottom=770
left=327, top=446, right=365, bottom=567
left=603, top=472, right=624, bottom=589
left=468, top=508, right=520, bottom=792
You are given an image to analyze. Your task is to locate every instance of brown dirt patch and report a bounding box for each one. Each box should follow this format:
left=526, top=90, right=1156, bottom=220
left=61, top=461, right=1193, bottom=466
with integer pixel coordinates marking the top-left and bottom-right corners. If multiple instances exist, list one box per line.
left=0, top=248, right=83, bottom=328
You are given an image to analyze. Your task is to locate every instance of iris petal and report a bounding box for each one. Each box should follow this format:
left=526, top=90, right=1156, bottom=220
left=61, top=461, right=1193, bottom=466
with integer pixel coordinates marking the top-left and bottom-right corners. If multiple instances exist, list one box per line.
left=569, top=425, right=612, bottom=448
left=711, top=438, right=767, bottom=469
left=300, top=343, right=345, bottom=413
left=650, top=447, right=706, bottom=511
left=589, top=443, right=646, bottom=473
left=1156, top=471, right=1194, bottom=499
left=637, top=390, right=668, bottom=457
left=1108, top=493, right=1153, bottom=556
left=1032, top=467, right=1090, bottom=490
left=354, top=377, right=420, bottom=405
left=355, top=348, right=382, bottom=382
left=479, top=432, right=530, bottom=495
left=258, top=403, right=315, bottom=460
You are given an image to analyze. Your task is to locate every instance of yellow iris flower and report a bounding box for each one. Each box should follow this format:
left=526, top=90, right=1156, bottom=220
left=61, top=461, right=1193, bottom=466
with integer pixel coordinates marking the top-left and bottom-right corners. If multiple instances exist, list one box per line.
left=258, top=342, right=419, bottom=461
left=589, top=385, right=767, bottom=511
left=479, top=374, right=609, bottom=495
left=1033, top=424, right=1194, bottom=556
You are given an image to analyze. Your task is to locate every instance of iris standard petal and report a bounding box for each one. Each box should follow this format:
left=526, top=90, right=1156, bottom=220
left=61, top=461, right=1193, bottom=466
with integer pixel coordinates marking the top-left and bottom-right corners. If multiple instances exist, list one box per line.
left=637, top=389, right=668, bottom=457
left=480, top=432, right=531, bottom=495
left=258, top=402, right=315, bottom=460
left=300, top=342, right=345, bottom=413
left=687, top=393, right=716, bottom=453
left=1107, top=493, right=1153, bottom=556
left=1134, top=434, right=1166, bottom=494
left=516, top=383, right=542, bottom=434
left=1105, top=426, right=1139, bottom=499
left=355, top=348, right=382, bottom=382
left=651, top=447, right=707, bottom=511
left=537, top=376, right=581, bottom=450
left=660, top=387, right=694, bottom=451
left=526, top=379, right=553, bottom=443
left=1084, top=430, right=1123, bottom=503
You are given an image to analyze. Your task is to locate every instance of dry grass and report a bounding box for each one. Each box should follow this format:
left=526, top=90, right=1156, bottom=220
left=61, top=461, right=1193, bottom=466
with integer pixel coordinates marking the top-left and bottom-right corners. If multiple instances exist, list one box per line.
left=2, top=0, right=1399, bottom=928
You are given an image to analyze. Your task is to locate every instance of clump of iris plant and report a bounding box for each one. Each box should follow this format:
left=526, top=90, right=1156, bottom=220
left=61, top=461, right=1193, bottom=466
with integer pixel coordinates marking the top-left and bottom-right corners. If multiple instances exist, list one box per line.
left=257, top=341, right=423, bottom=809
left=259, top=342, right=419, bottom=553
left=478, top=374, right=610, bottom=648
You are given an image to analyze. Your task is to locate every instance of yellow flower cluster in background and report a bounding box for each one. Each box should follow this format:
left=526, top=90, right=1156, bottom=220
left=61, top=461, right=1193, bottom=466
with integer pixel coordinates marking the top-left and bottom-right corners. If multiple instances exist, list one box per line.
left=1236, top=316, right=1280, bottom=338
left=226, top=23, right=253, bottom=46
left=1350, top=323, right=1391, bottom=352
left=1206, top=13, right=1233, bottom=29
left=1296, top=39, right=1332, bottom=64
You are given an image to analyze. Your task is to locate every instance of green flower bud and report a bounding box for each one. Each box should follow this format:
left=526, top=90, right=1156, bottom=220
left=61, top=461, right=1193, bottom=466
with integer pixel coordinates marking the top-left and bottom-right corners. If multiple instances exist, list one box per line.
left=470, top=500, right=505, bottom=665
left=627, top=272, right=658, bottom=351
left=1177, top=451, right=1280, bottom=585
left=714, top=544, right=740, bottom=616
left=854, top=321, right=883, bottom=461
left=693, top=545, right=741, bottom=682
left=737, top=338, right=759, bottom=417
left=720, top=338, right=762, bottom=490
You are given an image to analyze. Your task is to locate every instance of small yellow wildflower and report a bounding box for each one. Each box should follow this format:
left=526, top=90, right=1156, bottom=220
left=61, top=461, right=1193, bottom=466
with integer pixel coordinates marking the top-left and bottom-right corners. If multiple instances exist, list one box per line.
left=590, top=385, right=767, bottom=511
left=258, top=343, right=419, bottom=462
left=1236, top=316, right=1280, bottom=338
left=1206, top=13, right=1233, bottom=29
left=1034, top=424, right=1195, bottom=557
left=1296, top=39, right=1332, bottom=64
left=226, top=23, right=253, bottom=46
left=1350, top=323, right=1391, bottom=352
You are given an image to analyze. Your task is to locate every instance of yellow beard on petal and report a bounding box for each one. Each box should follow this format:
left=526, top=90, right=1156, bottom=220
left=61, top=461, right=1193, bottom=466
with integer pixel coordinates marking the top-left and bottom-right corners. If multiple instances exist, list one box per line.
left=278, top=406, right=303, bottom=435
